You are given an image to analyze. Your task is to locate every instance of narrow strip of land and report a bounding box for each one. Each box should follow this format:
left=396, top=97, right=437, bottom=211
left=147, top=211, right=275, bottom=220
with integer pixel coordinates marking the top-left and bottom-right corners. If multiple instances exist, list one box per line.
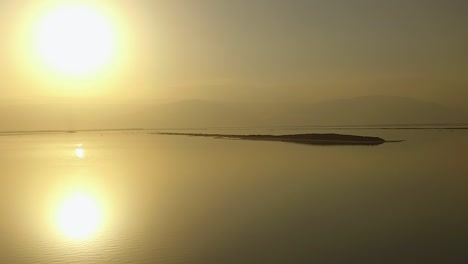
left=154, top=132, right=399, bottom=146
left=0, top=128, right=145, bottom=136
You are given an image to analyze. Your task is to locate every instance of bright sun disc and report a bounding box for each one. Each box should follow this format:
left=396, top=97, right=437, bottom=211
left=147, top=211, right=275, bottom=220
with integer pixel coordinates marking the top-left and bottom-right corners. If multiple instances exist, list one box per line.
left=58, top=192, right=102, bottom=240
left=35, top=4, right=115, bottom=76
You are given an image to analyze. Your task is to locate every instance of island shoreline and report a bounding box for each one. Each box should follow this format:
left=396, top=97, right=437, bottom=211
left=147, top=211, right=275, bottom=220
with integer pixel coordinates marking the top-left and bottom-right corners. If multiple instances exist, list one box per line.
left=153, top=132, right=401, bottom=146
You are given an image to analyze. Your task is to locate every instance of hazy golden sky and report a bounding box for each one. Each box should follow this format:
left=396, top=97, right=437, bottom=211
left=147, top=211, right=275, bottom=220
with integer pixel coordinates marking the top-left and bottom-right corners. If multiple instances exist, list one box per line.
left=1, top=0, right=467, bottom=106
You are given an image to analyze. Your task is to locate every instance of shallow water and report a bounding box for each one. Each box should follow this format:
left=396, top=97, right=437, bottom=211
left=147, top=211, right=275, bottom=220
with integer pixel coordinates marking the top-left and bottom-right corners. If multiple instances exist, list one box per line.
left=0, top=129, right=467, bottom=263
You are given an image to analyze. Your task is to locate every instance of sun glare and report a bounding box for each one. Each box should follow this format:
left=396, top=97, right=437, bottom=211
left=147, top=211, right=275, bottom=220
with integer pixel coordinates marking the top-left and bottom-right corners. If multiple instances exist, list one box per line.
left=75, top=144, right=85, bottom=159
left=58, top=192, right=102, bottom=240
left=35, top=4, right=116, bottom=76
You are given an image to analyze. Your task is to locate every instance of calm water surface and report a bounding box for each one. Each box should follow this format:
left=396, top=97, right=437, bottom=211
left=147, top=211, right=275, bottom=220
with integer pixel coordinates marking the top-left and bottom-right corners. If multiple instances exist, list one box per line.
left=0, top=129, right=467, bottom=263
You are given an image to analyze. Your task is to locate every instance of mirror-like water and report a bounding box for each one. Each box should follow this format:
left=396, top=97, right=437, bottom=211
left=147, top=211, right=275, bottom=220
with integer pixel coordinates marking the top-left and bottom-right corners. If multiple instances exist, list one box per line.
left=0, top=129, right=467, bottom=263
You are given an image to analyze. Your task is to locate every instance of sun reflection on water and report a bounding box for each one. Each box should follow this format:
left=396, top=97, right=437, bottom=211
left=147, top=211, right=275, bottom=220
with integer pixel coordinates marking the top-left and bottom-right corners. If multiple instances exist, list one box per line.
left=75, top=144, right=85, bottom=159
left=57, top=191, right=103, bottom=240
left=48, top=144, right=109, bottom=241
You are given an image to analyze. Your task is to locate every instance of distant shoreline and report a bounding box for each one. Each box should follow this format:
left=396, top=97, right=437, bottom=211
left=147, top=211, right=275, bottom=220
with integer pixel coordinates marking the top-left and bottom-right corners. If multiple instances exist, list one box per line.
left=0, top=128, right=144, bottom=136
left=0, top=125, right=467, bottom=136
left=153, top=126, right=468, bottom=131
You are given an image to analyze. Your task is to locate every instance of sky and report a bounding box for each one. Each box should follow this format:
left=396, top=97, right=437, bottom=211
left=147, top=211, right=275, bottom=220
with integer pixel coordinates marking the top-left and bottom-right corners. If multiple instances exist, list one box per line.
left=0, top=0, right=467, bottom=107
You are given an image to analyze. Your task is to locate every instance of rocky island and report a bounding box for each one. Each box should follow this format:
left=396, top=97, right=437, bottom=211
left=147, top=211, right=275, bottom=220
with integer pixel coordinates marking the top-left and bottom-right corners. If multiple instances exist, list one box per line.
left=154, top=132, right=399, bottom=146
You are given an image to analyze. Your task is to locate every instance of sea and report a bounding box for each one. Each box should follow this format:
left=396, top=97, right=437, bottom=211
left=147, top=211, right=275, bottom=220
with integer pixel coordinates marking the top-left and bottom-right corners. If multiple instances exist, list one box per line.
left=0, top=128, right=467, bottom=263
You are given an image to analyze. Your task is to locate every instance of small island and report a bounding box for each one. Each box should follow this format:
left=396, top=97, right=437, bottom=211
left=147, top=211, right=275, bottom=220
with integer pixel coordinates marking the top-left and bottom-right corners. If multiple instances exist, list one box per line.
left=154, top=132, right=400, bottom=146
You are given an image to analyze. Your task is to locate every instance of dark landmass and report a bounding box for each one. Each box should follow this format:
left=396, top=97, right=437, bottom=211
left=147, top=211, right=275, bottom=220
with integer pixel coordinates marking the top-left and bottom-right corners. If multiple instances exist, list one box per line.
left=154, top=132, right=399, bottom=146
left=347, top=127, right=468, bottom=130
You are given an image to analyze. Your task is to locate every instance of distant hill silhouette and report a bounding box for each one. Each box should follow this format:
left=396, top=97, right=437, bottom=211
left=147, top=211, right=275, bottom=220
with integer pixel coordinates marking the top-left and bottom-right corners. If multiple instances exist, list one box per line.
left=0, top=96, right=467, bottom=131
left=284, top=96, right=467, bottom=126
left=142, top=96, right=468, bottom=128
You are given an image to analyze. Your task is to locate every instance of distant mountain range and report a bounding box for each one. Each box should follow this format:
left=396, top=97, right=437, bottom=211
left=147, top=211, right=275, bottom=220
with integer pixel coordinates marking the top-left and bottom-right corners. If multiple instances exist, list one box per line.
left=1, top=96, right=467, bottom=131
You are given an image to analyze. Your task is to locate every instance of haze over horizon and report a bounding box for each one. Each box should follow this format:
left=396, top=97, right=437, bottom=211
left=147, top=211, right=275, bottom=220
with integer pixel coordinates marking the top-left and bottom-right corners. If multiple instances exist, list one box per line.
left=1, top=2, right=468, bottom=263
left=1, top=95, right=467, bottom=131
left=0, top=0, right=467, bottom=110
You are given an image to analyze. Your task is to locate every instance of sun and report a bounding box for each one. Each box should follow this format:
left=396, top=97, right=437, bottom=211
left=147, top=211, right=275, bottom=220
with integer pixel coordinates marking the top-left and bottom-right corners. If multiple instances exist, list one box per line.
left=34, top=4, right=116, bottom=76
left=58, top=192, right=102, bottom=240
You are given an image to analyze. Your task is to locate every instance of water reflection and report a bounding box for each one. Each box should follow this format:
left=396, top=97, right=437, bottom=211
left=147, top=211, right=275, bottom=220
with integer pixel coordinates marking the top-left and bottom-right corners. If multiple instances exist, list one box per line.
left=61, top=144, right=104, bottom=240
left=0, top=131, right=466, bottom=263
left=57, top=191, right=103, bottom=240
left=75, top=144, right=85, bottom=159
